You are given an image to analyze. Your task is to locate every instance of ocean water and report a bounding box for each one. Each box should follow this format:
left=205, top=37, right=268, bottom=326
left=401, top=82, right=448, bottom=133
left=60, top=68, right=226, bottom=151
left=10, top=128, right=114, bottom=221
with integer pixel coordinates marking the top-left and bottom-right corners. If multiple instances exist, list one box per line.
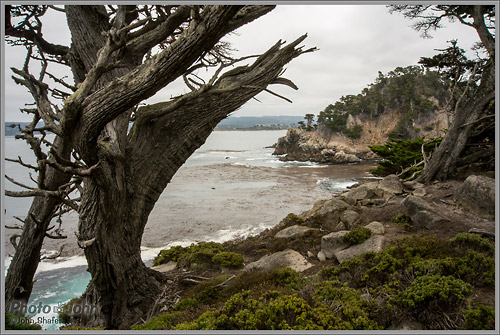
left=3, top=130, right=376, bottom=329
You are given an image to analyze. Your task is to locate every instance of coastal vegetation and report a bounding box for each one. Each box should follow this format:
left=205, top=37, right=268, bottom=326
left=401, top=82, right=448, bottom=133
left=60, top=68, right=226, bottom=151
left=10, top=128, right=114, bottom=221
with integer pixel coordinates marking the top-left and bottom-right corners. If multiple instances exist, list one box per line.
left=130, top=233, right=494, bottom=330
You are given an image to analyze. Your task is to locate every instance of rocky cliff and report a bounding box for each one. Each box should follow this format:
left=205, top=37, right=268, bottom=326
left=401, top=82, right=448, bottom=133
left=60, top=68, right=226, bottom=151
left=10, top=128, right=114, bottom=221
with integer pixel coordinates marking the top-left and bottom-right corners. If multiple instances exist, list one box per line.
left=273, top=107, right=449, bottom=164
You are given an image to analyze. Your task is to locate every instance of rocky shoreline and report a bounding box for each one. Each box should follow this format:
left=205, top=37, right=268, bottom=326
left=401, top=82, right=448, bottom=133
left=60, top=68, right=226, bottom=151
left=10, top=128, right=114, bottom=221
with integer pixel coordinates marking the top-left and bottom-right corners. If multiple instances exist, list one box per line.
left=124, top=173, right=495, bottom=330
left=272, top=128, right=379, bottom=164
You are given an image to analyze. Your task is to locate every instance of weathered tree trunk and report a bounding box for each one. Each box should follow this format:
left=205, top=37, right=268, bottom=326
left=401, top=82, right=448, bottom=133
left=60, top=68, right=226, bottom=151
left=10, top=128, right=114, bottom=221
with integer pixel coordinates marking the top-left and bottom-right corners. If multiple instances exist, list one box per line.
left=5, top=137, right=72, bottom=309
left=74, top=34, right=311, bottom=328
left=418, top=63, right=495, bottom=183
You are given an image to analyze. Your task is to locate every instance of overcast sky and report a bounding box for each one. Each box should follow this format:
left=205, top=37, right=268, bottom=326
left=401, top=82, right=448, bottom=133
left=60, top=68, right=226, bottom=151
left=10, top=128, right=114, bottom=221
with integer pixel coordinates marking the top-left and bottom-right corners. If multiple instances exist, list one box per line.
left=3, top=4, right=481, bottom=122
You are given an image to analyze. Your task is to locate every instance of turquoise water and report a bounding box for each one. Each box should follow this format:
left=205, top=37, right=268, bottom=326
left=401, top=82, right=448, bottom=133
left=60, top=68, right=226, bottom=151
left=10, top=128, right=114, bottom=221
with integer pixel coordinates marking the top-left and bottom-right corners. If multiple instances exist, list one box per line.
left=25, top=266, right=91, bottom=330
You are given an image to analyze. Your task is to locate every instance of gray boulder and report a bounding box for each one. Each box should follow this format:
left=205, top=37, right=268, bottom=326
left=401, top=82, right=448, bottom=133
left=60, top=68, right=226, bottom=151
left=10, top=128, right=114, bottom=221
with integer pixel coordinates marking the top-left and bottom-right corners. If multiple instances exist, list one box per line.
left=341, top=185, right=375, bottom=206
left=365, top=221, right=385, bottom=235
left=275, top=225, right=317, bottom=239
left=400, top=195, right=448, bottom=229
left=321, top=230, right=350, bottom=259
left=412, top=187, right=426, bottom=197
left=455, top=175, right=495, bottom=219
left=151, top=261, right=177, bottom=273
left=317, top=250, right=327, bottom=262
left=362, top=181, right=381, bottom=190
left=244, top=249, right=313, bottom=272
left=340, top=209, right=359, bottom=228
left=378, top=174, right=403, bottom=195
left=403, top=180, right=424, bottom=191
left=320, top=149, right=361, bottom=163
left=309, top=198, right=349, bottom=217
left=333, top=150, right=361, bottom=163
left=335, top=235, right=385, bottom=263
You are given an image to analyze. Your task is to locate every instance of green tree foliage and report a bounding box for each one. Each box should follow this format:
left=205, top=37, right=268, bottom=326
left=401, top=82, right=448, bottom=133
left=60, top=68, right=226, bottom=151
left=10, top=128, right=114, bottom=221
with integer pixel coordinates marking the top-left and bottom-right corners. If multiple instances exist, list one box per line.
left=316, top=66, right=449, bottom=137
left=304, top=113, right=315, bottom=131
left=369, top=137, right=443, bottom=179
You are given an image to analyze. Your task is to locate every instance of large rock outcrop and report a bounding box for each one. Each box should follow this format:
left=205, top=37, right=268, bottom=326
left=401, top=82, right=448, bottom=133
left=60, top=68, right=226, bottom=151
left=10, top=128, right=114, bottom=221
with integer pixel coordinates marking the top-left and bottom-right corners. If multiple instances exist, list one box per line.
left=454, top=175, right=495, bottom=220
left=272, top=128, right=374, bottom=163
left=272, top=107, right=449, bottom=164
left=400, top=195, right=449, bottom=229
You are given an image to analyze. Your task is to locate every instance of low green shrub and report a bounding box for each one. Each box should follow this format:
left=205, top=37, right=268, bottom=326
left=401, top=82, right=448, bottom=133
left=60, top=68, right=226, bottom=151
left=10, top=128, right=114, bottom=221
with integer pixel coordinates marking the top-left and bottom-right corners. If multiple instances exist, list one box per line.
left=136, top=233, right=494, bottom=331
left=131, top=312, right=177, bottom=330
left=153, top=245, right=186, bottom=266
left=58, top=297, right=80, bottom=324
left=313, top=281, right=381, bottom=330
left=450, top=233, right=494, bottom=255
left=212, top=251, right=244, bottom=268
left=391, top=213, right=412, bottom=229
left=343, top=226, right=372, bottom=245
left=174, top=290, right=341, bottom=330
left=390, top=274, right=472, bottom=309
left=281, top=213, right=305, bottom=228
left=456, top=250, right=495, bottom=287
left=153, top=242, right=225, bottom=268
left=270, top=267, right=306, bottom=291
left=462, top=304, right=495, bottom=330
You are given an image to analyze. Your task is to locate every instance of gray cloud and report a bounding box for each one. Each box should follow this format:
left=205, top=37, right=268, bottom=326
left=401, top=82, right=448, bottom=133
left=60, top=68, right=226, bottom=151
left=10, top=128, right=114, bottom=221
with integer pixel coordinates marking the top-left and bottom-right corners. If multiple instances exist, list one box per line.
left=3, top=5, right=481, bottom=121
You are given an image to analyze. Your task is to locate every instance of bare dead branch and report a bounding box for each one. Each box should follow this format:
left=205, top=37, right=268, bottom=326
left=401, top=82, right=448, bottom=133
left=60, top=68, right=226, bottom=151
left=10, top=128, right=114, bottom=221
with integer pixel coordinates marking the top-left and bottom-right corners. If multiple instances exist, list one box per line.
left=5, top=175, right=35, bottom=190
left=77, top=236, right=96, bottom=249
left=263, top=88, right=293, bottom=103
left=10, top=234, right=21, bottom=250
left=460, top=113, right=495, bottom=128
left=5, top=156, right=39, bottom=171
left=5, top=224, right=24, bottom=230
left=454, top=63, right=478, bottom=116
left=5, top=8, right=68, bottom=56
left=45, top=231, right=67, bottom=240
left=46, top=72, right=77, bottom=91
left=5, top=189, right=60, bottom=198
left=270, top=77, right=298, bottom=90
left=11, top=67, right=62, bottom=135
left=397, top=160, right=425, bottom=179
left=45, top=156, right=100, bottom=177
left=421, top=143, right=430, bottom=168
